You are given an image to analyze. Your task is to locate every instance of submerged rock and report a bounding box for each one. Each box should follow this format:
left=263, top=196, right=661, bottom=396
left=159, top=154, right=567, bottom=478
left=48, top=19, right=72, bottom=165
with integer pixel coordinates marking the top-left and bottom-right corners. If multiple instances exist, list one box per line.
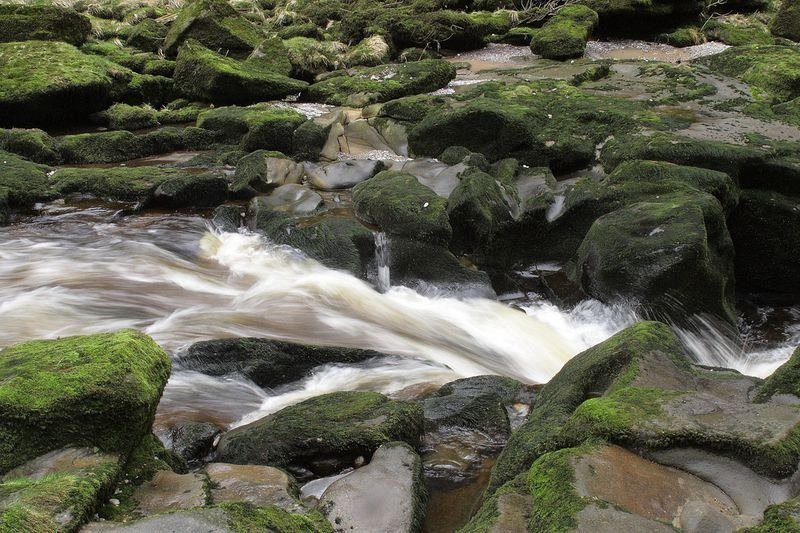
left=215, top=391, right=423, bottom=477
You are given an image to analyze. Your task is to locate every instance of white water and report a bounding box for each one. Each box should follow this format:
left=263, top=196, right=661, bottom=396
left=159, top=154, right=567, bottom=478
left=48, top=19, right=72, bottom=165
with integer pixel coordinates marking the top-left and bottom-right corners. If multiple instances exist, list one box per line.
left=1, top=208, right=797, bottom=430
left=374, top=231, right=391, bottom=293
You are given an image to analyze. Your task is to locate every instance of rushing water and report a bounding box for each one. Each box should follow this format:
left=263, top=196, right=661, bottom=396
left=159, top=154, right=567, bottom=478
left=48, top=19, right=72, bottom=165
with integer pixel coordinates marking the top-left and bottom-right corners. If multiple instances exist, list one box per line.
left=1, top=206, right=798, bottom=431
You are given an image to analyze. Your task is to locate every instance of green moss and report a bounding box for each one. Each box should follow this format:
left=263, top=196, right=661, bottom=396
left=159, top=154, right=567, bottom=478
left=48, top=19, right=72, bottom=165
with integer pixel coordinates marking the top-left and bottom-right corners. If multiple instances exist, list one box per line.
left=527, top=445, right=593, bottom=532
left=97, top=103, right=159, bottom=130
left=197, top=105, right=307, bottom=153
left=755, top=347, right=800, bottom=402
left=460, top=473, right=530, bottom=532
left=703, top=45, right=800, bottom=103
left=0, top=330, right=171, bottom=473
left=220, top=502, right=333, bottom=533
left=291, top=120, right=329, bottom=161
left=283, top=37, right=346, bottom=79
left=126, top=18, right=168, bottom=52
left=0, top=460, right=119, bottom=532
left=448, top=168, right=513, bottom=254
left=659, top=26, right=704, bottom=47
left=0, top=40, right=133, bottom=127
left=344, top=35, right=390, bottom=67
left=173, top=40, right=308, bottom=105
left=637, top=63, right=717, bottom=104
left=81, top=40, right=158, bottom=73
left=216, top=391, right=423, bottom=473
left=244, top=37, right=293, bottom=76
left=156, top=100, right=210, bottom=124
left=120, top=72, right=174, bottom=107
left=741, top=495, right=800, bottom=532
left=164, top=0, right=266, bottom=56
left=0, top=4, right=91, bottom=46
left=703, top=17, right=772, bottom=46
left=0, top=129, right=58, bottom=165
left=771, top=0, right=800, bottom=42
left=529, top=5, right=598, bottom=60
left=378, top=94, right=449, bottom=123
left=0, top=150, right=53, bottom=209
left=307, top=60, right=456, bottom=106
left=353, top=170, right=452, bottom=245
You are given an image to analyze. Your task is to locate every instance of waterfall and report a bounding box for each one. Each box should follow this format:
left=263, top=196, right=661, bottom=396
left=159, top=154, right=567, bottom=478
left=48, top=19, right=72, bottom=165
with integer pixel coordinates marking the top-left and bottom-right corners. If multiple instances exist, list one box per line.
left=374, top=231, right=391, bottom=293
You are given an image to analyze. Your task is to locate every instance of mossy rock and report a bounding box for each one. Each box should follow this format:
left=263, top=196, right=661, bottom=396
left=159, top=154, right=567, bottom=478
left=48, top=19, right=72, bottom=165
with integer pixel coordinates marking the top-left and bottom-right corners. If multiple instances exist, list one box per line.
left=175, top=338, right=383, bottom=388
left=729, top=189, right=800, bottom=294
left=423, top=376, right=512, bottom=437
left=0, top=129, right=59, bottom=165
left=215, top=391, right=424, bottom=476
left=743, top=495, right=800, bottom=532
left=0, top=40, right=133, bottom=127
left=174, top=40, right=308, bottom=105
left=352, top=170, right=452, bottom=246
left=703, top=17, right=772, bottom=47
left=659, top=26, right=704, bottom=47
left=306, top=60, right=456, bottom=106
left=772, top=0, right=800, bottom=42
left=197, top=105, right=307, bottom=153
left=0, top=448, right=120, bottom=532
left=245, top=37, right=293, bottom=76
left=448, top=167, right=515, bottom=255
left=283, top=37, right=347, bottom=79
left=152, top=172, right=229, bottom=208
left=0, top=150, right=53, bottom=211
left=0, top=330, right=171, bottom=473
left=0, top=4, right=91, bottom=46
left=702, top=45, right=800, bottom=103
left=96, top=103, right=159, bottom=131
left=163, top=0, right=266, bottom=56
left=344, top=35, right=390, bottom=67
left=126, top=18, right=168, bottom=53
left=387, top=236, right=493, bottom=290
left=755, top=347, right=800, bottom=403
left=529, top=5, right=598, bottom=60
left=81, top=40, right=159, bottom=73
left=569, top=192, right=736, bottom=324
left=119, top=72, right=175, bottom=107
left=291, top=119, right=330, bottom=161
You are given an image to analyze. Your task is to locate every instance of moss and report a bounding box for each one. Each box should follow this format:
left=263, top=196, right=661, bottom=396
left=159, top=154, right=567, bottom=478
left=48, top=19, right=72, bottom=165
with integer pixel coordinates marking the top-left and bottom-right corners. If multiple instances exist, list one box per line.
left=156, top=101, right=209, bottom=124
left=120, top=73, right=174, bottom=107
left=703, top=17, right=772, bottom=46
left=277, top=22, right=324, bottom=40
left=703, top=45, right=800, bottom=103
left=197, top=105, right=307, bottom=153
left=307, top=60, right=456, bottom=106
left=448, top=168, right=513, bottom=254
left=292, top=120, right=329, bottom=161
left=220, top=502, right=333, bottom=533
left=0, top=4, right=91, bottom=46
left=283, top=37, right=346, bottom=79
left=0, top=460, right=120, bottom=532
left=387, top=237, right=491, bottom=286
left=529, top=5, right=598, bottom=60
left=216, top=391, right=423, bottom=474
left=378, top=94, right=449, bottom=123
left=565, top=388, right=681, bottom=437
left=460, top=472, right=530, bottom=532
left=771, top=0, right=800, bottom=42
left=741, top=496, right=800, bottom=532
left=0, top=151, right=53, bottom=209
left=0, top=40, right=133, bottom=127
left=163, top=0, right=266, bottom=56
left=173, top=40, right=308, bottom=105
left=353, top=170, right=452, bottom=246
left=126, top=18, right=168, bottom=52
left=636, top=63, right=717, bottom=105
left=527, top=445, right=594, bottom=532
left=570, top=62, right=611, bottom=86
left=659, top=26, right=704, bottom=47
left=142, top=59, right=176, bottom=77
left=81, top=40, right=157, bottom=73
left=97, top=103, right=159, bottom=130
left=0, top=129, right=58, bottom=165
left=755, top=347, right=800, bottom=402
left=344, top=35, right=390, bottom=68
left=0, top=330, right=171, bottom=473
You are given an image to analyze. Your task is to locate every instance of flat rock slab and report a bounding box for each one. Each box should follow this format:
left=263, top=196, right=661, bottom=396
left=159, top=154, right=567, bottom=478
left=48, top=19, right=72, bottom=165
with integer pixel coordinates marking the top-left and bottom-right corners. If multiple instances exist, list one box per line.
left=306, top=160, right=384, bottom=190
left=206, top=463, right=302, bottom=512
left=256, top=184, right=323, bottom=215
left=1, top=446, right=119, bottom=482
left=132, top=470, right=207, bottom=515
left=319, top=442, right=425, bottom=533
left=81, top=508, right=233, bottom=533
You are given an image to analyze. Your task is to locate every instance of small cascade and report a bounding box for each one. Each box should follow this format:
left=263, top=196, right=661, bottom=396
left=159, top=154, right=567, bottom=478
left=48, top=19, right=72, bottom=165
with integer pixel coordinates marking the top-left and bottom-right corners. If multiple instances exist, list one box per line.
left=375, top=231, right=391, bottom=293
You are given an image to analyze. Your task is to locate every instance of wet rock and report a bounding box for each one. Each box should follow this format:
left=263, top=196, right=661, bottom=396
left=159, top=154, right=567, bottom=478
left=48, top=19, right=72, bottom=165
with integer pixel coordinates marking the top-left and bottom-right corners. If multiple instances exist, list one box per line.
left=0, top=128, right=59, bottom=165
left=175, top=338, right=381, bottom=389
left=174, top=41, right=308, bottom=106
left=215, top=391, right=423, bottom=477
left=529, top=5, right=598, bottom=60
left=231, top=151, right=304, bottom=199
left=306, top=160, right=385, bottom=191
left=0, top=150, right=53, bottom=217
left=0, top=447, right=119, bottom=531
left=153, top=172, right=229, bottom=208
left=398, top=159, right=466, bottom=198
left=196, top=104, right=307, bottom=153
left=82, top=507, right=233, bottom=532
left=132, top=470, right=208, bottom=515
left=170, top=421, right=222, bottom=464
left=206, top=463, right=302, bottom=512
left=423, top=378, right=511, bottom=437
left=0, top=330, right=170, bottom=473
left=448, top=168, right=515, bottom=255
left=163, top=0, right=265, bottom=56
left=318, top=442, right=427, bottom=533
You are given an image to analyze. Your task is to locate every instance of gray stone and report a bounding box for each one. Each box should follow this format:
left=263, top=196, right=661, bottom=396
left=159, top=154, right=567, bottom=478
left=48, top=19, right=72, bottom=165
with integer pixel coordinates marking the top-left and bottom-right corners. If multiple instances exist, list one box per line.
left=1, top=447, right=119, bottom=482
left=306, top=160, right=385, bottom=190
left=252, top=184, right=323, bottom=216
left=132, top=470, right=208, bottom=515
left=206, top=462, right=302, bottom=512
left=81, top=508, right=233, bottom=532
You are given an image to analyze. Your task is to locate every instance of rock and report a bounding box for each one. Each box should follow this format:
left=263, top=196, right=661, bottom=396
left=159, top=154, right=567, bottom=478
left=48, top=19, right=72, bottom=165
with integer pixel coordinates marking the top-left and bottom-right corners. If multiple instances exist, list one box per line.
left=702, top=45, right=800, bottom=104
left=215, top=391, right=423, bottom=477
left=755, top=346, right=800, bottom=402
left=530, top=5, right=598, bottom=60
left=0, top=330, right=171, bottom=473
left=126, top=19, right=168, bottom=53
left=97, top=103, right=159, bottom=131
left=132, top=470, right=208, bottom=515
left=251, top=184, right=323, bottom=216
left=318, top=442, right=427, bottom=533
left=175, top=338, right=382, bottom=389
left=231, top=151, right=304, bottom=198
left=292, top=120, right=331, bottom=161
left=206, top=463, right=302, bottom=512
left=163, top=0, right=266, bottom=56
left=306, top=160, right=385, bottom=191
left=729, top=190, right=800, bottom=294
left=344, top=35, right=391, bottom=67
left=245, top=37, right=292, bottom=76
left=0, top=4, right=91, bottom=46
left=152, top=172, right=229, bottom=208
left=0, top=128, right=58, bottom=165
left=0, top=447, right=120, bottom=531
left=772, top=0, right=800, bottom=42
left=170, top=422, right=222, bottom=464
left=424, top=379, right=510, bottom=437
left=0, top=150, right=53, bottom=214
left=174, top=40, right=308, bottom=106
left=448, top=168, right=514, bottom=255
left=307, top=60, right=456, bottom=106
left=196, top=105, right=307, bottom=153
left=341, top=120, right=394, bottom=155
left=398, top=159, right=466, bottom=198
left=0, top=41, right=132, bottom=127
left=352, top=170, right=452, bottom=246
left=569, top=192, right=736, bottom=324
left=746, top=496, right=800, bottom=532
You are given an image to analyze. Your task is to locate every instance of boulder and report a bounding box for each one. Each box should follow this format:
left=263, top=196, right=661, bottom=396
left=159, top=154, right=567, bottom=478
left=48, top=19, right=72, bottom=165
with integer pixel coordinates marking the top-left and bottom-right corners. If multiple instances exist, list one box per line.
left=169, top=421, right=222, bottom=464
left=530, top=5, right=598, bottom=60
left=206, top=463, right=302, bottom=512
left=318, top=442, right=427, bottom=533
left=0, top=41, right=132, bottom=127
left=772, top=0, right=800, bottom=42
left=196, top=105, right=307, bottom=153
left=702, top=45, right=800, bottom=104
left=96, top=103, right=159, bottom=131
left=0, top=128, right=58, bottom=165
left=132, top=470, right=208, bottom=516
left=448, top=168, right=515, bottom=255
left=0, top=4, right=91, bottom=46
left=174, top=40, right=308, bottom=106
left=306, top=160, right=385, bottom=191
left=152, top=172, right=229, bottom=208
left=352, top=170, right=452, bottom=246
left=126, top=19, right=169, bottom=53
left=215, top=391, right=423, bottom=477
left=0, top=330, right=171, bottom=473
left=175, top=338, right=383, bottom=389
left=163, top=0, right=265, bottom=56
left=0, top=151, right=53, bottom=214
left=231, top=151, right=304, bottom=198
left=307, top=60, right=456, bottom=106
